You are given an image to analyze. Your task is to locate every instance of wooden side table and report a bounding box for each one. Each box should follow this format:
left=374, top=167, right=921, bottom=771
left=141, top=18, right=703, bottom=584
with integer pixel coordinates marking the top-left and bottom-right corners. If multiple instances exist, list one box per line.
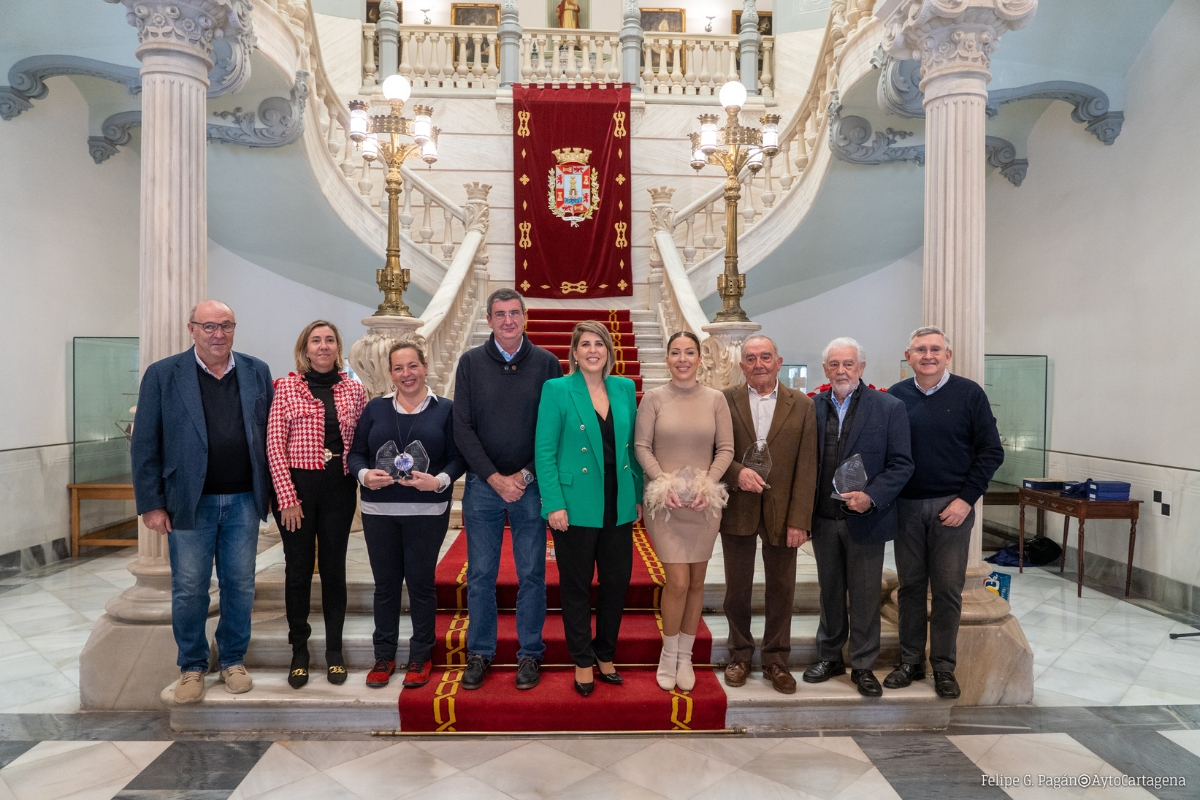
left=1017, top=487, right=1141, bottom=598
left=67, top=475, right=137, bottom=557
left=984, top=480, right=1045, bottom=537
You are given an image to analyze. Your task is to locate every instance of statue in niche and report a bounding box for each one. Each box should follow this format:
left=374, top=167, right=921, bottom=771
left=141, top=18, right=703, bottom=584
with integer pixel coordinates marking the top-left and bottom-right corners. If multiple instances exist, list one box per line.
left=556, top=0, right=581, bottom=28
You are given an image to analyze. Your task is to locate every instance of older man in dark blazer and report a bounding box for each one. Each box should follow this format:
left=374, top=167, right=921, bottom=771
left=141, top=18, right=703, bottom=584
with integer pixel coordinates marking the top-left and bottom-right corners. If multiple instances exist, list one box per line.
left=802, top=337, right=913, bottom=697
left=719, top=335, right=818, bottom=694
left=131, top=300, right=274, bottom=705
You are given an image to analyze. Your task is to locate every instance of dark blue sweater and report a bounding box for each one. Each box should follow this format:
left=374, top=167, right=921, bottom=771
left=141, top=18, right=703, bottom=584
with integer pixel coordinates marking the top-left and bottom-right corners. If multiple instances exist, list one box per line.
left=347, top=394, right=467, bottom=504
left=887, top=374, right=1004, bottom=505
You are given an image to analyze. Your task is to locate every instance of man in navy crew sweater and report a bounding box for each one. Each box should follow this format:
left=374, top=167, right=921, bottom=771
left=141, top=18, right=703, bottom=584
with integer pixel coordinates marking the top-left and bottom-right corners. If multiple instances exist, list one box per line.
left=884, top=326, right=1004, bottom=699
left=453, top=288, right=562, bottom=691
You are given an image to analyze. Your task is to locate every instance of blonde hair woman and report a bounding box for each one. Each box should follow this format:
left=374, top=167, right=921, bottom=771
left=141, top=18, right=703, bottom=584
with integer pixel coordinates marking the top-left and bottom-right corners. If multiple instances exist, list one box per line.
left=535, top=321, right=643, bottom=696
left=634, top=331, right=734, bottom=691
left=266, top=320, right=366, bottom=688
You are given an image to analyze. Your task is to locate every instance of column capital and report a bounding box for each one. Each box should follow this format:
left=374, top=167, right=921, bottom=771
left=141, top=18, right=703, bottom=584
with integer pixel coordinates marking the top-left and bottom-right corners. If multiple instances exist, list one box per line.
left=106, top=0, right=255, bottom=58
left=879, top=0, right=1037, bottom=82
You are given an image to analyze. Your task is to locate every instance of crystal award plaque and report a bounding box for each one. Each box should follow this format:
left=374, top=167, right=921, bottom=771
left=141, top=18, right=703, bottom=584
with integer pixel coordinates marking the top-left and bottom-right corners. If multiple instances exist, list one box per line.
left=376, top=440, right=431, bottom=480
left=742, top=441, right=772, bottom=489
left=831, top=453, right=868, bottom=500
left=674, top=465, right=699, bottom=506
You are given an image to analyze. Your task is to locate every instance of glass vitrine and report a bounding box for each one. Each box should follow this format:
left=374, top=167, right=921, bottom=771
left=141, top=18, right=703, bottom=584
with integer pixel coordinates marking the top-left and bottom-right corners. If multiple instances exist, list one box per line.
left=781, top=364, right=807, bottom=392
left=983, top=354, right=1048, bottom=485
left=72, top=337, right=139, bottom=483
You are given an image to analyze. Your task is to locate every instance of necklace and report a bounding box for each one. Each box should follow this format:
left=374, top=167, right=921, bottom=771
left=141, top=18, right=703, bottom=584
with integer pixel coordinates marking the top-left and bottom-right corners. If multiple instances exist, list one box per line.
left=393, top=392, right=425, bottom=448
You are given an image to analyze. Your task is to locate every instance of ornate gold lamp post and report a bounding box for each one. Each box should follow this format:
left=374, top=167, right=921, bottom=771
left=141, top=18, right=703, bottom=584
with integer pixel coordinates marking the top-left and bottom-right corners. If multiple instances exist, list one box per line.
left=348, top=74, right=439, bottom=317
left=688, top=81, right=779, bottom=323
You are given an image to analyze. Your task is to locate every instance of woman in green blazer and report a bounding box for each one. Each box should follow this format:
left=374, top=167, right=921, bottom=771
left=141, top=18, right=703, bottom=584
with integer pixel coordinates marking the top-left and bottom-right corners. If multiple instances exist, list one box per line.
left=536, top=320, right=643, bottom=697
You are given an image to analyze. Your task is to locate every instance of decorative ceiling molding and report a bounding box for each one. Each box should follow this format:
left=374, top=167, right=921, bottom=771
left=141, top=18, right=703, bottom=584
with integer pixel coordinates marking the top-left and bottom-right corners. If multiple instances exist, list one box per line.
left=207, top=72, right=309, bottom=148
left=88, top=110, right=143, bottom=164
left=985, top=135, right=1027, bottom=186
left=828, top=91, right=926, bottom=166
left=0, top=55, right=140, bottom=121
left=873, top=50, right=1125, bottom=145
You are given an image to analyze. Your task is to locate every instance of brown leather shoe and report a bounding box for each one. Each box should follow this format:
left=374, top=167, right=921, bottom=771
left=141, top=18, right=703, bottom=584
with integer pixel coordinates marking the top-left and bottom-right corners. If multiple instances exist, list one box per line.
left=763, top=664, right=797, bottom=694
left=724, top=661, right=751, bottom=687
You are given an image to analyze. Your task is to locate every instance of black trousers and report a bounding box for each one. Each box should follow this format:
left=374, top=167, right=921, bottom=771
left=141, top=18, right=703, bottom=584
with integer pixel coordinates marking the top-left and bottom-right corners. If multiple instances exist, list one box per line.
left=553, top=522, right=634, bottom=668
left=361, top=512, right=449, bottom=663
left=272, top=465, right=358, bottom=653
left=895, top=496, right=974, bottom=672
left=811, top=516, right=885, bottom=670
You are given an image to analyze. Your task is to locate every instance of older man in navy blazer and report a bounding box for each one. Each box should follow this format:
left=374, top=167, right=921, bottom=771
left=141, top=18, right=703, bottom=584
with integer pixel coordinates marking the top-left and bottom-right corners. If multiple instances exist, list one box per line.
left=131, top=300, right=274, bottom=705
left=802, top=337, right=913, bottom=697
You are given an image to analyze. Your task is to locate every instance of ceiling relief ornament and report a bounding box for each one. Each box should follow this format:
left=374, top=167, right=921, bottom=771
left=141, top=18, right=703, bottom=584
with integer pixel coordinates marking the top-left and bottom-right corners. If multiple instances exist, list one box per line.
left=880, top=0, right=1038, bottom=81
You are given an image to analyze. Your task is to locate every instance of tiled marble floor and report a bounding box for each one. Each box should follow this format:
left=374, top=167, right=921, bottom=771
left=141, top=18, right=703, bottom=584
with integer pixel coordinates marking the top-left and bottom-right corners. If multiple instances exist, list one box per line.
left=1, top=536, right=1198, bottom=714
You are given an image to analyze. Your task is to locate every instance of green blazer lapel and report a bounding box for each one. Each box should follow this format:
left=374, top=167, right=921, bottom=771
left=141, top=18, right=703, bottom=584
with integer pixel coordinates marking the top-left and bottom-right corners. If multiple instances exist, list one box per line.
left=606, top=376, right=633, bottom=455
left=766, top=384, right=795, bottom=446
left=567, top=371, right=604, bottom=466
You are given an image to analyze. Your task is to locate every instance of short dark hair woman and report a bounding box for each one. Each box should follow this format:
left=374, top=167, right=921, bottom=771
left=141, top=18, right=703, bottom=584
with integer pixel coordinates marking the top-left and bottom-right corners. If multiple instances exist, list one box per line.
left=347, top=340, right=466, bottom=689
left=535, top=320, right=643, bottom=696
left=266, top=320, right=366, bottom=688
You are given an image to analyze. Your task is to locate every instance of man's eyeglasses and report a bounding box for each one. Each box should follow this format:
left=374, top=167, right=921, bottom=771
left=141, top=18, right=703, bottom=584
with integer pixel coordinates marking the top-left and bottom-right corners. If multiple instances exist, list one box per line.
left=191, top=321, right=236, bottom=334
left=910, top=346, right=945, bottom=355
left=489, top=310, right=524, bottom=320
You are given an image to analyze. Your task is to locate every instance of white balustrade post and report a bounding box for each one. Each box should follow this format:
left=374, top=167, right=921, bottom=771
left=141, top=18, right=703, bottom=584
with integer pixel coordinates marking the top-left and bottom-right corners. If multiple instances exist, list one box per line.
left=881, top=0, right=1039, bottom=704
left=621, top=0, right=644, bottom=92
left=377, top=0, right=400, bottom=81
left=360, top=22, right=378, bottom=94
left=738, top=0, right=761, bottom=96
left=499, top=1, right=522, bottom=87
left=82, top=0, right=254, bottom=711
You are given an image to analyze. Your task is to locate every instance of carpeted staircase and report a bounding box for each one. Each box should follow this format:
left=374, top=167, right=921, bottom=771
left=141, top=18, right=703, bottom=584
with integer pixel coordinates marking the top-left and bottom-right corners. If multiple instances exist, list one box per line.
left=396, top=525, right=728, bottom=732
left=521, top=308, right=643, bottom=396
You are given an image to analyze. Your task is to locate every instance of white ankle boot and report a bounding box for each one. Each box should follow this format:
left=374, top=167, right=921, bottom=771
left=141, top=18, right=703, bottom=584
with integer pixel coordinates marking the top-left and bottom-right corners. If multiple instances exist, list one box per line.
left=657, top=634, right=680, bottom=690
left=676, top=632, right=696, bottom=691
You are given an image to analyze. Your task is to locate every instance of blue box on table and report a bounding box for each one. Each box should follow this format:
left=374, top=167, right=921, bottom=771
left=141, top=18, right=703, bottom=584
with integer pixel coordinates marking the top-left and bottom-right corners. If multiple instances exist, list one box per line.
left=1086, top=480, right=1131, bottom=501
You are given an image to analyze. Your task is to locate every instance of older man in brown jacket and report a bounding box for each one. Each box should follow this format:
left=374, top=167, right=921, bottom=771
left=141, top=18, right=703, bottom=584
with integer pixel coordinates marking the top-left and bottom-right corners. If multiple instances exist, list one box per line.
left=719, top=335, right=818, bottom=694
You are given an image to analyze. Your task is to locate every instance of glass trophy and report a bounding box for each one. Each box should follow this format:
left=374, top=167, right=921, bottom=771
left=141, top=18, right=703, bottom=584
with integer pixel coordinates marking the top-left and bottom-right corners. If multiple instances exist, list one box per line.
left=742, top=441, right=772, bottom=489
left=675, top=465, right=699, bottom=506
left=831, top=453, right=868, bottom=500
left=376, top=440, right=431, bottom=481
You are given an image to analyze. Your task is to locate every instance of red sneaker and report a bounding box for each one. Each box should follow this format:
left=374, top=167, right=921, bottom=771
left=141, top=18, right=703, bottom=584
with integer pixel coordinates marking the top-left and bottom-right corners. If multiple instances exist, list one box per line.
left=366, top=658, right=395, bottom=688
left=402, top=660, right=433, bottom=688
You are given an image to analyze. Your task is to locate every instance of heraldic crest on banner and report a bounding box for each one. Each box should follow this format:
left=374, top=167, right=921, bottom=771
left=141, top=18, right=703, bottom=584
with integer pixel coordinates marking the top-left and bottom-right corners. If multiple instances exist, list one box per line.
left=548, top=147, right=601, bottom=227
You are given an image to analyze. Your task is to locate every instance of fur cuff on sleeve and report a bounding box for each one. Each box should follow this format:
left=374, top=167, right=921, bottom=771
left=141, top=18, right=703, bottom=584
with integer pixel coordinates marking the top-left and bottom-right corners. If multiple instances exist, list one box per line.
left=643, top=469, right=729, bottom=520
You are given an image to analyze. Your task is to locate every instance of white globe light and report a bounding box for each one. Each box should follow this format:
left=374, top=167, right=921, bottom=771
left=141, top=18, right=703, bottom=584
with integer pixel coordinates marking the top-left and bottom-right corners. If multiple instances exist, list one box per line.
left=381, top=74, right=412, bottom=103
left=718, top=80, right=747, bottom=110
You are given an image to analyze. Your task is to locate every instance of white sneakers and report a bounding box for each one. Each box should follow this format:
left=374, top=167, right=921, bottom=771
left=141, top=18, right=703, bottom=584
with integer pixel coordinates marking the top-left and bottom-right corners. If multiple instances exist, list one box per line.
left=656, top=633, right=679, bottom=690
left=220, top=664, right=254, bottom=694
left=174, top=671, right=205, bottom=704
left=675, top=632, right=696, bottom=691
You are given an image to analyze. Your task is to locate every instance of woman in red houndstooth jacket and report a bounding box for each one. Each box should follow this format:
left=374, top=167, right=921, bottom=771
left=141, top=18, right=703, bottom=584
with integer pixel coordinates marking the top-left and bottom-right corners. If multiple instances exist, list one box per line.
left=266, top=320, right=366, bottom=689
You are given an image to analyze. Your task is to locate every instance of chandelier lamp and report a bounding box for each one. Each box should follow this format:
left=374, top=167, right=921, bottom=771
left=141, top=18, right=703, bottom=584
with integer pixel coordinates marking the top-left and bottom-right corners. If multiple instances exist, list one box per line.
left=688, top=81, right=779, bottom=323
left=348, top=74, right=440, bottom=318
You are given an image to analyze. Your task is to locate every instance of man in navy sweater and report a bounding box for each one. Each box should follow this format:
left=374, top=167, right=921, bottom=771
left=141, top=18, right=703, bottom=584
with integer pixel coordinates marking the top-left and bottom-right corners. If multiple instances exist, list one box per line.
left=885, top=326, right=1004, bottom=698
left=453, top=288, right=562, bottom=691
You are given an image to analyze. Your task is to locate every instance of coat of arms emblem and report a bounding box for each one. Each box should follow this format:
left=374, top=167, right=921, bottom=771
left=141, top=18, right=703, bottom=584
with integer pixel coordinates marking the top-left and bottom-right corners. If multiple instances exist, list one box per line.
left=548, top=147, right=601, bottom=227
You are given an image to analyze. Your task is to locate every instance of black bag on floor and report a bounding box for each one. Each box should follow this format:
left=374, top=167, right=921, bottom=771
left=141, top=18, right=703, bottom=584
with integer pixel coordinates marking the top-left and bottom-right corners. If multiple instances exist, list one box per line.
left=985, top=537, right=1062, bottom=567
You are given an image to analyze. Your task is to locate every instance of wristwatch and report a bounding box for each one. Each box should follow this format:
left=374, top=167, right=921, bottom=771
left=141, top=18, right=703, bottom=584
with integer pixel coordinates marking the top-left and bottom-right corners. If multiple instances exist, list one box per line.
left=521, top=469, right=535, bottom=485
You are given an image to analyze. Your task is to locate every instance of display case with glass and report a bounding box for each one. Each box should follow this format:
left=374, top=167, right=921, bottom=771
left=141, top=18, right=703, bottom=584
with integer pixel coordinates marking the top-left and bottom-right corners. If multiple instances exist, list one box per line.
left=983, top=354, right=1048, bottom=486
left=72, top=337, right=139, bottom=483
left=781, top=364, right=807, bottom=392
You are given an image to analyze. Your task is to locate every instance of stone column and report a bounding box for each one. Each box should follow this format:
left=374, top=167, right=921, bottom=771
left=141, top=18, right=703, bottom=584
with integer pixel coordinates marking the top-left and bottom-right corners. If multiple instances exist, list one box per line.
left=620, top=0, right=644, bottom=92
left=497, top=0, right=521, bottom=88
left=880, top=0, right=1037, bottom=705
left=738, top=1, right=761, bottom=96
left=81, top=0, right=253, bottom=710
left=377, top=0, right=400, bottom=82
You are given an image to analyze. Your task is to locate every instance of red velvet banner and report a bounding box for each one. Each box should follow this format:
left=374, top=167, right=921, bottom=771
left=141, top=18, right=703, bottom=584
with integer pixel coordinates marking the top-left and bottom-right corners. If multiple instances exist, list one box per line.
left=512, top=85, right=632, bottom=299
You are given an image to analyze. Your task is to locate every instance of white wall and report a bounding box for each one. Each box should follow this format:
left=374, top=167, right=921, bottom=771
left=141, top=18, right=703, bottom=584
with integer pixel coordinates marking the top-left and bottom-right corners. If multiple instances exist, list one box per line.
left=208, top=241, right=373, bottom=381
left=985, top=0, right=1200, bottom=590
left=0, top=77, right=140, bottom=558
left=753, top=249, right=922, bottom=390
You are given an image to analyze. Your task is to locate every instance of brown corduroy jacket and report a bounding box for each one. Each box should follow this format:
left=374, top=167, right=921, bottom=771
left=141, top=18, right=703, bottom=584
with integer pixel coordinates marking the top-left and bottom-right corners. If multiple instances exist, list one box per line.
left=719, top=382, right=819, bottom=546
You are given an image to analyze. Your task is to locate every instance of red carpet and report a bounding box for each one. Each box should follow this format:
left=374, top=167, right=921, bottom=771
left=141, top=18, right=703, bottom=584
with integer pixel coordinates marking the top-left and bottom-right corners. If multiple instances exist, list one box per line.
left=401, top=525, right=727, bottom=732
left=522, top=308, right=643, bottom=392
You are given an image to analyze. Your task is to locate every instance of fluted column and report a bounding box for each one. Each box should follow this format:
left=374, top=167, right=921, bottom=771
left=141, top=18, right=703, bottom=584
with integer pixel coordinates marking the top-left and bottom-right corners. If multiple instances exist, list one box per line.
left=882, top=0, right=1037, bottom=622
left=377, top=0, right=400, bottom=81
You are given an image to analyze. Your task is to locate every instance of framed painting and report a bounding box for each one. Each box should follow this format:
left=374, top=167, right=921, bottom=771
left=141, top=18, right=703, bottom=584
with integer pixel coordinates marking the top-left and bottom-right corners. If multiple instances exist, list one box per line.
left=731, top=10, right=773, bottom=36
left=640, top=8, right=685, bottom=34
left=451, top=3, right=500, bottom=27
left=546, top=0, right=590, bottom=30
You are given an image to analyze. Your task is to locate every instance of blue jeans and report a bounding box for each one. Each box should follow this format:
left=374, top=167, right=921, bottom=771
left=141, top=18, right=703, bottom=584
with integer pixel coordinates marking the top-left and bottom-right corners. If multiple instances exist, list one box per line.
left=461, top=473, right=546, bottom=661
left=167, top=492, right=260, bottom=673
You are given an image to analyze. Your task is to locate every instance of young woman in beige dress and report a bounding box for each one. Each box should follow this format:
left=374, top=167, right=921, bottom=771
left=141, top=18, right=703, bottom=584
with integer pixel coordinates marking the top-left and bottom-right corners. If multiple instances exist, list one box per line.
left=635, top=331, right=735, bottom=691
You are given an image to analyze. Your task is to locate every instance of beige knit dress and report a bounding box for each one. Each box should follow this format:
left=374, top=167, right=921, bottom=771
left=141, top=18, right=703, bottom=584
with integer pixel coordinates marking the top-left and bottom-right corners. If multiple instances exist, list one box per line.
left=634, top=381, right=735, bottom=563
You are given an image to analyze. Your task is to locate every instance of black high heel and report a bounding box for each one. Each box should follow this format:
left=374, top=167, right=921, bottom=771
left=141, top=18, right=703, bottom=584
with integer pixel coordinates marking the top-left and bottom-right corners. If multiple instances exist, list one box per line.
left=574, top=679, right=595, bottom=697
left=594, top=656, right=624, bottom=685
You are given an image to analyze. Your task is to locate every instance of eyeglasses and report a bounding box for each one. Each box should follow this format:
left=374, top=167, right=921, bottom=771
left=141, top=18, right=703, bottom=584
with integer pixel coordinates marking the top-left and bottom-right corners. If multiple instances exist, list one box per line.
left=910, top=346, right=945, bottom=355
left=191, top=321, right=236, bottom=334
left=489, top=310, right=524, bottom=320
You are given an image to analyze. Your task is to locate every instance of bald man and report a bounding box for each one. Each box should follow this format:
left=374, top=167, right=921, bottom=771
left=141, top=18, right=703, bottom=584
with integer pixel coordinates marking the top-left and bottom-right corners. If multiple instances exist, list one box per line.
left=131, top=300, right=275, bottom=704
